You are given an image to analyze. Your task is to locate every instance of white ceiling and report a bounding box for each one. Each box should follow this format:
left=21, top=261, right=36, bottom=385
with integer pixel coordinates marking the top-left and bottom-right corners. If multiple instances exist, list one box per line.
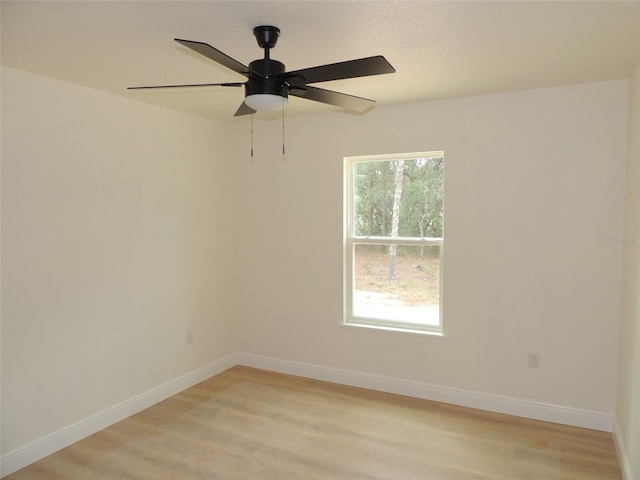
left=2, top=1, right=639, bottom=122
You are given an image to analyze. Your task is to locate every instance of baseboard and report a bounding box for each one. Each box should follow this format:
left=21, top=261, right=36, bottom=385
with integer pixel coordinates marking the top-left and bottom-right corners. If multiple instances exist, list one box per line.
left=235, top=352, right=614, bottom=433
left=613, top=418, right=634, bottom=480
left=0, top=353, right=237, bottom=478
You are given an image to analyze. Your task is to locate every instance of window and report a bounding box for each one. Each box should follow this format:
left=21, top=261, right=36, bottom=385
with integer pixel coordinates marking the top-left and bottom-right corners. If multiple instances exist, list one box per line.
left=344, top=152, right=444, bottom=334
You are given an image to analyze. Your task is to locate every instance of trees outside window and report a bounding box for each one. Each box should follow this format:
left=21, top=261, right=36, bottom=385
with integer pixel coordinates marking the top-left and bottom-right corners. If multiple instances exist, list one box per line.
left=345, top=152, right=444, bottom=334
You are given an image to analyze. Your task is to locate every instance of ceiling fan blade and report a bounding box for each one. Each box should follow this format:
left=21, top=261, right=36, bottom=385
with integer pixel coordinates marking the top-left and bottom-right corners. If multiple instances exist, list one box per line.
left=289, top=85, right=375, bottom=112
left=175, top=38, right=250, bottom=76
left=128, top=82, right=243, bottom=90
left=234, top=102, right=257, bottom=117
left=281, top=55, right=395, bottom=86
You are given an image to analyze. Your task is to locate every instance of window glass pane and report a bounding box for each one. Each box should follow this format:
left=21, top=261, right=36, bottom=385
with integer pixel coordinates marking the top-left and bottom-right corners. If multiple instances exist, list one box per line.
left=353, top=157, right=444, bottom=238
left=353, top=244, right=440, bottom=327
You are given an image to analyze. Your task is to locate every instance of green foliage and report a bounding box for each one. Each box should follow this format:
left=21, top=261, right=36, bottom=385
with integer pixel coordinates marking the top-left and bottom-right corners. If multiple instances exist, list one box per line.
left=354, top=156, right=444, bottom=238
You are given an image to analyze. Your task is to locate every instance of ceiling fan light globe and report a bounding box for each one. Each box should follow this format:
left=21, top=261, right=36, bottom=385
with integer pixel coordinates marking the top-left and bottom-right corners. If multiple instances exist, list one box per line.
left=245, top=94, right=287, bottom=112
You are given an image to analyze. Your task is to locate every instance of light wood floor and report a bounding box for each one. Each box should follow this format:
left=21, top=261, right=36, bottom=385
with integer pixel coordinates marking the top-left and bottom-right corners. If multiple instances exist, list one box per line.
left=5, top=366, right=622, bottom=479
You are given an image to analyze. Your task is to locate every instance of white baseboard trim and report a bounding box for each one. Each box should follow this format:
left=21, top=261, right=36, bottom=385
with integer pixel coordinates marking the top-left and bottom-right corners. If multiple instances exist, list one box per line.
left=613, top=418, right=634, bottom=480
left=235, top=353, right=614, bottom=433
left=0, top=354, right=237, bottom=478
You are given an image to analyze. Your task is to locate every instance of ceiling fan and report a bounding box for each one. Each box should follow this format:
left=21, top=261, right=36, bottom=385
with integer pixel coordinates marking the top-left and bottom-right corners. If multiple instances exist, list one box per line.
left=128, top=26, right=396, bottom=116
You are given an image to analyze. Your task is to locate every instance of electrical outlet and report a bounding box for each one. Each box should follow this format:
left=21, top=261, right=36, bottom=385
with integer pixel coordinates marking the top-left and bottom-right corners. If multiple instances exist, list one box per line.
left=528, top=352, right=540, bottom=368
left=186, top=331, right=194, bottom=345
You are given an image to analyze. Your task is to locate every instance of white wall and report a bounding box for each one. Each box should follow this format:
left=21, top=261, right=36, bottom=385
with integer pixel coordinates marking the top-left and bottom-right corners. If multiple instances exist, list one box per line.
left=0, top=67, right=629, bottom=473
left=234, top=80, right=627, bottom=415
left=0, top=67, right=238, bottom=454
left=617, top=35, right=640, bottom=480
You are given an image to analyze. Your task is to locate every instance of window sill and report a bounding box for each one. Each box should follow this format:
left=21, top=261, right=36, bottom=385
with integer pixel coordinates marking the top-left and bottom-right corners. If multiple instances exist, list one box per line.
left=341, top=321, right=446, bottom=337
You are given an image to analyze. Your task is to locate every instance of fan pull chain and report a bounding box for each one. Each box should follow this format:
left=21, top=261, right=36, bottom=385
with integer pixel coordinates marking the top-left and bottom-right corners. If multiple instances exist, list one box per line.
left=282, top=96, right=286, bottom=159
left=250, top=113, right=254, bottom=158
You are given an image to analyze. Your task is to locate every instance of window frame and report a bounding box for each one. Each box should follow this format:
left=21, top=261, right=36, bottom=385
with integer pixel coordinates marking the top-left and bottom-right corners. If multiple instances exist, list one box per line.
left=343, top=152, right=444, bottom=335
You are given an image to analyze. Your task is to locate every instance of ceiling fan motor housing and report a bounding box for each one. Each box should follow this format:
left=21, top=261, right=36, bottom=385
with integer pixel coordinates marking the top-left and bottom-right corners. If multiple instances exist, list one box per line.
left=246, top=58, right=288, bottom=99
